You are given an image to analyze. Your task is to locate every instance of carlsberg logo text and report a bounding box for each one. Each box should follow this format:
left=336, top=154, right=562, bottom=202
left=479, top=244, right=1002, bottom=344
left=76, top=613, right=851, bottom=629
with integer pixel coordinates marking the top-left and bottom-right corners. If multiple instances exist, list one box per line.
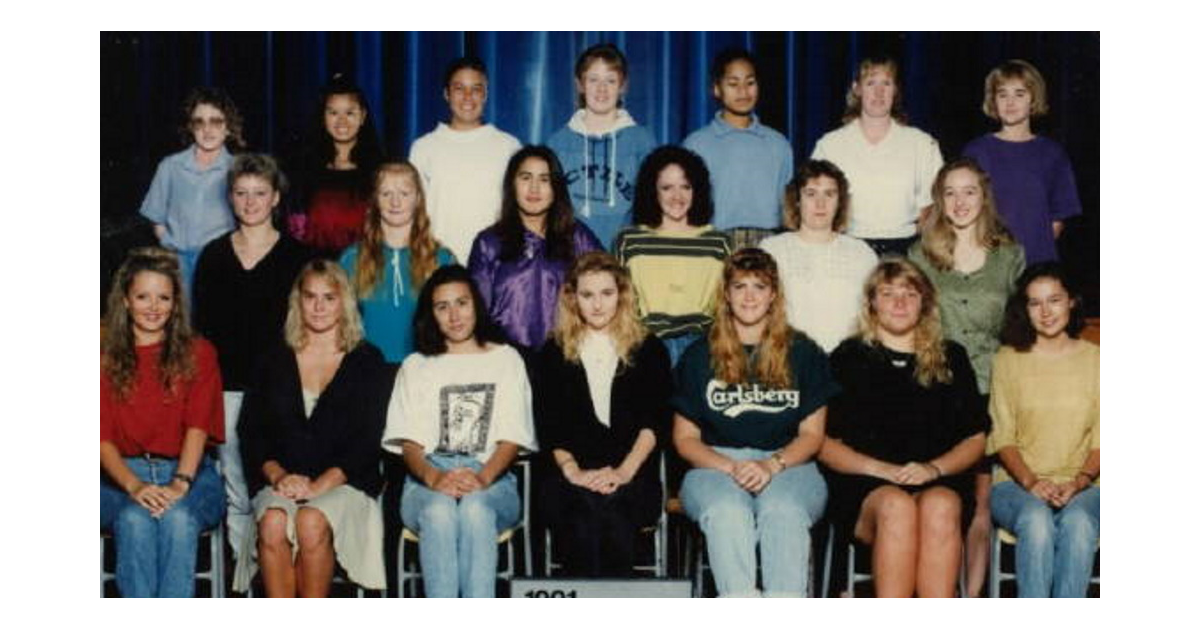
left=706, top=380, right=801, bottom=418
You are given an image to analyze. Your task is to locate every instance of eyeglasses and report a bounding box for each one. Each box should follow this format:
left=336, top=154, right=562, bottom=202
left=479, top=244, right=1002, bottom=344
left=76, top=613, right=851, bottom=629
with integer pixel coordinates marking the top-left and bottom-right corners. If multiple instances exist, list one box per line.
left=190, top=116, right=227, bottom=130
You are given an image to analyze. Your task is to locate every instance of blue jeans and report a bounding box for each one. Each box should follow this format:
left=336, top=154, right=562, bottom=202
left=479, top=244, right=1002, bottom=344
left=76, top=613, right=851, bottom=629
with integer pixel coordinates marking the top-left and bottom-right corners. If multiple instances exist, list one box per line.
left=218, top=391, right=252, bottom=559
left=400, top=454, right=520, bottom=597
left=990, top=481, right=1099, bottom=597
left=662, top=332, right=702, bottom=368
left=681, top=447, right=827, bottom=597
left=100, top=456, right=225, bottom=597
left=174, top=247, right=201, bottom=310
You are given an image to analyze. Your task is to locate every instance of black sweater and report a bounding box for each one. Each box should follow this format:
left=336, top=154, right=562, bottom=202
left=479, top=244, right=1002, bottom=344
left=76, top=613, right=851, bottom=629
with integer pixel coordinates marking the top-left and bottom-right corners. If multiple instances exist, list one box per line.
left=238, top=341, right=391, bottom=497
left=532, top=335, right=672, bottom=484
left=192, top=232, right=312, bottom=391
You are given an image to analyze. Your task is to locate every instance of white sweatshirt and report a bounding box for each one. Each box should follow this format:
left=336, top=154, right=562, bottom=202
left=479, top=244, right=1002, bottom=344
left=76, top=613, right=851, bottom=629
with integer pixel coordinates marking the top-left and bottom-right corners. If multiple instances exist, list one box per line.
left=409, top=123, right=522, bottom=262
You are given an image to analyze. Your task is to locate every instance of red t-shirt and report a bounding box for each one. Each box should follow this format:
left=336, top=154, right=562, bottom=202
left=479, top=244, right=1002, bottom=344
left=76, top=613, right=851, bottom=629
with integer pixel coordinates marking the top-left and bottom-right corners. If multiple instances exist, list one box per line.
left=100, top=338, right=225, bottom=457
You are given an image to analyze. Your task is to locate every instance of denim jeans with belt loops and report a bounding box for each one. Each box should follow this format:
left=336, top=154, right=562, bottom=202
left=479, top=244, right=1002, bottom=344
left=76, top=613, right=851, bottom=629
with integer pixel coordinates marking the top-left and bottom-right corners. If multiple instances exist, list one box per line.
left=681, top=446, right=827, bottom=597
left=400, top=453, right=520, bottom=597
left=100, top=455, right=225, bottom=597
left=990, top=480, right=1099, bottom=597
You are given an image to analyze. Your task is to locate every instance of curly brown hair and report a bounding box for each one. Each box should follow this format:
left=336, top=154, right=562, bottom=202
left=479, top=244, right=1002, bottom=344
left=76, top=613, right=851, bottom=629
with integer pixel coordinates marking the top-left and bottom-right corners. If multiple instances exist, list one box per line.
left=178, top=86, right=246, bottom=152
left=101, top=247, right=197, bottom=400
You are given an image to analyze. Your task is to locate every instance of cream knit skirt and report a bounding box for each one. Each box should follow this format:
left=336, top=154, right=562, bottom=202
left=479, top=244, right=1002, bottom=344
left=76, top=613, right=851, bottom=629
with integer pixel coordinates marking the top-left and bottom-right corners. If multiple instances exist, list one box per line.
left=232, top=485, right=385, bottom=592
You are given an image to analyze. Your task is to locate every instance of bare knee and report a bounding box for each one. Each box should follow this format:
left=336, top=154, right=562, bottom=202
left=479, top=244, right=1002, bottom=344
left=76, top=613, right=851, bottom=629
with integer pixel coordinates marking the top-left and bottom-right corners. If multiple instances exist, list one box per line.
left=258, top=509, right=291, bottom=552
left=295, top=507, right=332, bottom=552
left=877, top=488, right=918, bottom=527
left=917, top=488, right=962, bottom=540
left=861, top=486, right=917, bottom=544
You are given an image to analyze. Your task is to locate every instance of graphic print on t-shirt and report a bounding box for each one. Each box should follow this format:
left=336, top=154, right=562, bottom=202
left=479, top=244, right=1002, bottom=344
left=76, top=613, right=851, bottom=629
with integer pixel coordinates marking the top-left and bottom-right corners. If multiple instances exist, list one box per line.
left=437, top=383, right=496, bottom=455
left=706, top=379, right=801, bottom=418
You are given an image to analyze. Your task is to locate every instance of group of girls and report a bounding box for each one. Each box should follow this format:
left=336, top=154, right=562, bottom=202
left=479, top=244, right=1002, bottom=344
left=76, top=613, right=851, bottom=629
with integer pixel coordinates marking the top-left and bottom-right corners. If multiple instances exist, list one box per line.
left=102, top=46, right=1096, bottom=598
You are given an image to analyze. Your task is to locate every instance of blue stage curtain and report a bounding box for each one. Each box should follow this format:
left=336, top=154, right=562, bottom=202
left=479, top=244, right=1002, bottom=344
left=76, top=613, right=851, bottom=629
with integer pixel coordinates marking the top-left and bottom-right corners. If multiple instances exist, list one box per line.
left=104, top=31, right=1098, bottom=210
left=101, top=31, right=1099, bottom=309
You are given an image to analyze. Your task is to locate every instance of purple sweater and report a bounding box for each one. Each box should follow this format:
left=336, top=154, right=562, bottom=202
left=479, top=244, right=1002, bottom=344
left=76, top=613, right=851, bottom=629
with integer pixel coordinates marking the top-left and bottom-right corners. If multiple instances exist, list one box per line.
left=467, top=223, right=603, bottom=350
left=962, top=134, right=1082, bottom=264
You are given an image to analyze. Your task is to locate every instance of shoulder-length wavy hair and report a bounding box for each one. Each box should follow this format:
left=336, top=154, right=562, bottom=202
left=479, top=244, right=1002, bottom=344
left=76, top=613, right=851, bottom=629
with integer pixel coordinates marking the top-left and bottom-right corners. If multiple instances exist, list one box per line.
left=917, top=157, right=1014, bottom=271
left=858, top=257, right=951, bottom=387
left=1000, top=262, right=1085, bottom=352
left=496, top=145, right=579, bottom=262
left=102, top=247, right=196, bottom=400
left=413, top=265, right=508, bottom=356
left=842, top=56, right=907, bottom=124
left=178, top=86, right=246, bottom=152
left=630, top=145, right=714, bottom=228
left=353, top=161, right=442, bottom=298
left=553, top=252, right=647, bottom=365
left=283, top=259, right=364, bottom=352
left=783, top=159, right=852, bottom=233
left=708, top=248, right=793, bottom=389
left=982, top=59, right=1050, bottom=121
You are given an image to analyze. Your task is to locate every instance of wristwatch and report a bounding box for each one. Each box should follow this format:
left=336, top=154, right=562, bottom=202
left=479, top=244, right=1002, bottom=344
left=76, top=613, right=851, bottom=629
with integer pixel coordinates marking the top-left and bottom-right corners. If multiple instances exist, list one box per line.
left=172, top=472, right=194, bottom=492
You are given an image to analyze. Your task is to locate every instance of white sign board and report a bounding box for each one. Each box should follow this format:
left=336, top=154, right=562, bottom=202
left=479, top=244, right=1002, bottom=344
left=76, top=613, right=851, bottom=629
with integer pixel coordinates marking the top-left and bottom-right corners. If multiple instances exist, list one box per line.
left=511, top=579, right=692, bottom=598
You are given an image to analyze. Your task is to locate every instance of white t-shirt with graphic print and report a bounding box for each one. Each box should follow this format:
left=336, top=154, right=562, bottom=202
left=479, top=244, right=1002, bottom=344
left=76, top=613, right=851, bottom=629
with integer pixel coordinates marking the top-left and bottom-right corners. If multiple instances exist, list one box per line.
left=383, top=343, right=538, bottom=464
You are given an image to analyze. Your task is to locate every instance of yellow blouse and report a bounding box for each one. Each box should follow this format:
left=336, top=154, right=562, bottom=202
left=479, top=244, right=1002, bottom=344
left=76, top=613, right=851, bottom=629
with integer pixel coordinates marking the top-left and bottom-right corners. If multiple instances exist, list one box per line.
left=987, top=341, right=1100, bottom=485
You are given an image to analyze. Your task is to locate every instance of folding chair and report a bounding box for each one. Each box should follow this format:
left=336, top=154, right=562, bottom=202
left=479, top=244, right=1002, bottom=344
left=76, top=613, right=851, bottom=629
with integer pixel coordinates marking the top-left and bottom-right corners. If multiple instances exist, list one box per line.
left=100, top=521, right=226, bottom=597
left=395, top=459, right=532, bottom=597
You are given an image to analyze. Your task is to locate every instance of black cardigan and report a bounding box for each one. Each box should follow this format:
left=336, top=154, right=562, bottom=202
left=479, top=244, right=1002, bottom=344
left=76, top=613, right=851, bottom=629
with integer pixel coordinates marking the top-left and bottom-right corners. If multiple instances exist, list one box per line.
left=238, top=340, right=391, bottom=497
left=532, top=334, right=672, bottom=484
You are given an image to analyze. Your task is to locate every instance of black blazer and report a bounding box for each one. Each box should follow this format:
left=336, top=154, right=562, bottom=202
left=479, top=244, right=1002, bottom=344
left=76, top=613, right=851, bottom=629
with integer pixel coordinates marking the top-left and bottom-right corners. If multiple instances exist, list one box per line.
left=238, top=340, right=391, bottom=497
left=532, top=334, right=672, bottom=484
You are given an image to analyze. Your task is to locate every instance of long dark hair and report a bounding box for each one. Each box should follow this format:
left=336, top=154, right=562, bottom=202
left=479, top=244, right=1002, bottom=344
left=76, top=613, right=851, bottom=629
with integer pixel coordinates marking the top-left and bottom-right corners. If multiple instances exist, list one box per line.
left=413, top=265, right=507, bottom=356
left=495, top=146, right=578, bottom=262
left=630, top=145, right=714, bottom=228
left=1000, top=262, right=1086, bottom=351
left=301, top=75, right=385, bottom=181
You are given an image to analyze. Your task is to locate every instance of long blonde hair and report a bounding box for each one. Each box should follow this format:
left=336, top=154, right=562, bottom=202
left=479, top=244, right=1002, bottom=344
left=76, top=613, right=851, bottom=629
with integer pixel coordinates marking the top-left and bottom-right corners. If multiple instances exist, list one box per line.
left=284, top=259, right=365, bottom=352
left=101, top=247, right=196, bottom=400
left=354, top=162, right=442, bottom=297
left=553, top=252, right=646, bottom=364
left=858, top=258, right=951, bottom=387
left=708, top=248, right=793, bottom=389
left=917, top=158, right=1014, bottom=271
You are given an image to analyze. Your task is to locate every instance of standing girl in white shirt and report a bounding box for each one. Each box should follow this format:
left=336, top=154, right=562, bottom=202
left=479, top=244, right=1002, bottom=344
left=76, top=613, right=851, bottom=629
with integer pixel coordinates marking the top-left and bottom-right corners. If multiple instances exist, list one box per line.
left=811, top=56, right=943, bottom=257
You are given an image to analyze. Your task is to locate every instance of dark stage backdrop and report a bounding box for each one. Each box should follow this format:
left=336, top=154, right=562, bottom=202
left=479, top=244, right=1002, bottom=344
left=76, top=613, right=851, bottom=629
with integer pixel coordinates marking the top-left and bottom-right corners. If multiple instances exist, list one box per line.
left=101, top=31, right=1099, bottom=313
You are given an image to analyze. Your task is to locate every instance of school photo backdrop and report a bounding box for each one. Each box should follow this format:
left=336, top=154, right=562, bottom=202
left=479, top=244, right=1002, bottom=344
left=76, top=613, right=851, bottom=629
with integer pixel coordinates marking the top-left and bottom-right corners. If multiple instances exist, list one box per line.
left=101, top=31, right=1100, bottom=313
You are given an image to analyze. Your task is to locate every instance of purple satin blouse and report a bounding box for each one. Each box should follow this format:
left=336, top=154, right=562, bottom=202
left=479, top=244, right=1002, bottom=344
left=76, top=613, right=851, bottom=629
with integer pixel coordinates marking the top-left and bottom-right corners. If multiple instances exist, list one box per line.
left=467, top=224, right=603, bottom=349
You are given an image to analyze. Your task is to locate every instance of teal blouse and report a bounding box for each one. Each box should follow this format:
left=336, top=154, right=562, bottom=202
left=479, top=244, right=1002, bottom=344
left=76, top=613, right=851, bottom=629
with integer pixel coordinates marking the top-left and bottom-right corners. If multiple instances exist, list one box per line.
left=340, top=244, right=456, bottom=363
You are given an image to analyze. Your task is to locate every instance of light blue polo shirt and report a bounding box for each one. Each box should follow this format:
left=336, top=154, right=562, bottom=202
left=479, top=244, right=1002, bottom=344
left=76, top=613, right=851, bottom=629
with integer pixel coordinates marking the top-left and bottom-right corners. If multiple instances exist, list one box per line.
left=683, top=112, right=794, bottom=230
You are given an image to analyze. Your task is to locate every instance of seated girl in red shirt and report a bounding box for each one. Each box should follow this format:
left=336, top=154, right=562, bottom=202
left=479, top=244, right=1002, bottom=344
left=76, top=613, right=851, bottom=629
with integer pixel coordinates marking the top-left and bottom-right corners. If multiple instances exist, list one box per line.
left=100, top=247, right=226, bottom=597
